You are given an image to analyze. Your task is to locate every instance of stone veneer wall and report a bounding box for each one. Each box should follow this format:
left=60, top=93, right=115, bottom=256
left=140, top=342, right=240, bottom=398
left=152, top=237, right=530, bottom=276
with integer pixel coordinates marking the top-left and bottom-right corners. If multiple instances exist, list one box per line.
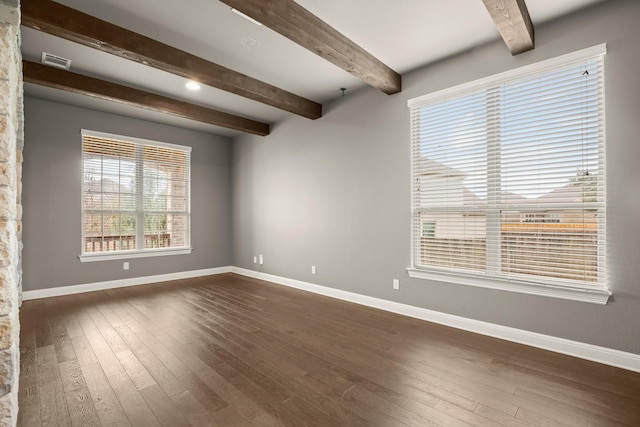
left=0, top=0, right=22, bottom=426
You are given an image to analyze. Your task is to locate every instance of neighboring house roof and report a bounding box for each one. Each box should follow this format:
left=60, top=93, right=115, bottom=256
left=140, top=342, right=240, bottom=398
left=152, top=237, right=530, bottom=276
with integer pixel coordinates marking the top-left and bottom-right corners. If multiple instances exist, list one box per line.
left=422, top=156, right=594, bottom=206
left=503, top=191, right=528, bottom=204
left=461, top=189, right=529, bottom=207
left=487, top=186, right=585, bottom=206
left=463, top=188, right=485, bottom=206
left=418, top=157, right=466, bottom=177
left=501, top=183, right=590, bottom=206
left=525, top=184, right=585, bottom=205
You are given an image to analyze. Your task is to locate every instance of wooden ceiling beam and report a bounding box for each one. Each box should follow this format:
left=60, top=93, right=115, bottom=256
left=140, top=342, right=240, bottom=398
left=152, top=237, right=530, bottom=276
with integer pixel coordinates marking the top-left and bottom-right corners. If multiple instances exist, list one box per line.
left=23, top=61, right=270, bottom=136
left=21, top=0, right=321, bottom=119
left=482, top=0, right=534, bottom=55
left=219, top=0, right=401, bottom=95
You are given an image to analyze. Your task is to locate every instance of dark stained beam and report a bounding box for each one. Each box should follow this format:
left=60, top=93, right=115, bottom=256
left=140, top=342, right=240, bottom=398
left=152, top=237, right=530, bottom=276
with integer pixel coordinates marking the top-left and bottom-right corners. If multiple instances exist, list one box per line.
left=482, top=0, right=534, bottom=55
left=21, top=0, right=321, bottom=120
left=219, top=0, right=401, bottom=95
left=23, top=61, right=270, bottom=136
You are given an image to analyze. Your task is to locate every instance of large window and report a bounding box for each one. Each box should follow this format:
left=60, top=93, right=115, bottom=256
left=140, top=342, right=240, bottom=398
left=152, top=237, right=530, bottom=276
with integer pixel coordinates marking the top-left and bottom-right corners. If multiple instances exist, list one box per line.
left=80, top=130, right=191, bottom=261
left=408, top=45, right=609, bottom=303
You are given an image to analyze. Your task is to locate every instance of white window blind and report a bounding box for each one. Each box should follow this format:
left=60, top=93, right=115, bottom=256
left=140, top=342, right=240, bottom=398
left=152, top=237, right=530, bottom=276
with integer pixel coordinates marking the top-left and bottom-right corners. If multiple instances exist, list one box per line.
left=408, top=45, right=607, bottom=298
left=81, top=130, right=191, bottom=259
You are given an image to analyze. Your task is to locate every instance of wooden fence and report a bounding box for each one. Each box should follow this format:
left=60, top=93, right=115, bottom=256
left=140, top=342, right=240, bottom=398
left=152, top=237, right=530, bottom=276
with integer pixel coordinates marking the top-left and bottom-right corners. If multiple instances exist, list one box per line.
left=84, top=233, right=171, bottom=253
left=419, top=223, right=599, bottom=282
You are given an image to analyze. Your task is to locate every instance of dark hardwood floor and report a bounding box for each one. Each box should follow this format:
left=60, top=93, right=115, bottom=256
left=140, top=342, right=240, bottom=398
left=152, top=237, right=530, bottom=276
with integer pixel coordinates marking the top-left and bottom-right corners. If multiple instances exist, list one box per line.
left=18, top=273, right=640, bottom=426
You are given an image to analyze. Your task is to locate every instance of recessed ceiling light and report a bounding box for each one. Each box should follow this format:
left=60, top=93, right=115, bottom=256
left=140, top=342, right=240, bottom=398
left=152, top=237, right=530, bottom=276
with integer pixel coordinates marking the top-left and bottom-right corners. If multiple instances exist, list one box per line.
left=185, top=81, right=201, bottom=91
left=231, top=8, right=263, bottom=26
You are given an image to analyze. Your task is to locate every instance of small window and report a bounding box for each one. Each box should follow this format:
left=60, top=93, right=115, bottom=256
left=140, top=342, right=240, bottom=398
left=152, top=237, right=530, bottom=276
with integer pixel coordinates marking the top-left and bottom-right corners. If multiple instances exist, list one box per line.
left=408, top=45, right=609, bottom=303
left=80, top=130, right=192, bottom=261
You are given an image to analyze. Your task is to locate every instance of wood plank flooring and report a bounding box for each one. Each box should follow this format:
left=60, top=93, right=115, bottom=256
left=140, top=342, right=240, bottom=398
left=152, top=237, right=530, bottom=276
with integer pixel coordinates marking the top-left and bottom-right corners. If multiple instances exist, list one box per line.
left=18, top=273, right=640, bottom=426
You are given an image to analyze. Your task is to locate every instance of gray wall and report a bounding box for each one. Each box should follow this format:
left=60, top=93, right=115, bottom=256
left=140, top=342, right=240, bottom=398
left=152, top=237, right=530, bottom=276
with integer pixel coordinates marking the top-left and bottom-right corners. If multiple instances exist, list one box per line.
left=232, top=0, right=640, bottom=354
left=23, top=97, right=232, bottom=291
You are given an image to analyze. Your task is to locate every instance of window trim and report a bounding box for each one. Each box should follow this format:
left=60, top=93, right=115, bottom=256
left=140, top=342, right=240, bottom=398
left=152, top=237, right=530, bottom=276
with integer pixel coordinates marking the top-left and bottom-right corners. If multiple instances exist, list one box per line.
left=408, top=44, right=606, bottom=108
left=79, top=247, right=192, bottom=262
left=407, top=268, right=611, bottom=304
left=79, top=129, right=192, bottom=262
left=407, top=44, right=609, bottom=304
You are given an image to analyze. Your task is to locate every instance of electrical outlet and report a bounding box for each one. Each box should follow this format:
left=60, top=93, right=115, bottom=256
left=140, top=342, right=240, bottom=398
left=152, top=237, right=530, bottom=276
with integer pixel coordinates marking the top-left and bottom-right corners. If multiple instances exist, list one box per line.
left=259, top=254, right=264, bottom=265
left=253, top=256, right=257, bottom=264
left=123, top=262, right=129, bottom=270
left=393, top=279, right=400, bottom=290
left=311, top=265, right=316, bottom=275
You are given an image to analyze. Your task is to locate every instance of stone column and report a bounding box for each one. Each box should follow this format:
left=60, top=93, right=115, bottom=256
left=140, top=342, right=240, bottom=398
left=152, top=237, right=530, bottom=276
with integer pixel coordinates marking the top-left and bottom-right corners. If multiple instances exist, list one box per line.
left=0, top=0, right=22, bottom=426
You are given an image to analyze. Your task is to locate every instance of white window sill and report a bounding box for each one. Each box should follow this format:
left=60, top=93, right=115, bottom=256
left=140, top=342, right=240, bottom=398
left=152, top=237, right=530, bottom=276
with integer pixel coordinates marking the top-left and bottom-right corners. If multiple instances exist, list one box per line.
left=407, top=268, right=611, bottom=305
left=79, top=247, right=193, bottom=262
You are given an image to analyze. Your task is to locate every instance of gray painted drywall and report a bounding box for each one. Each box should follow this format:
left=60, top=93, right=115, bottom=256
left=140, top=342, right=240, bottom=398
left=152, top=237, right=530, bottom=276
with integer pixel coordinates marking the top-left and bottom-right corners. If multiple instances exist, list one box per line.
left=232, top=0, right=640, bottom=354
left=23, top=97, right=232, bottom=290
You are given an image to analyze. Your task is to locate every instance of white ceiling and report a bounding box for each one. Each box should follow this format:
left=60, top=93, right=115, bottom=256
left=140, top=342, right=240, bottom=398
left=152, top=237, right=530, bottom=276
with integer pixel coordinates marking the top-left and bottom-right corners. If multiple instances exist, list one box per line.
left=21, top=0, right=604, bottom=137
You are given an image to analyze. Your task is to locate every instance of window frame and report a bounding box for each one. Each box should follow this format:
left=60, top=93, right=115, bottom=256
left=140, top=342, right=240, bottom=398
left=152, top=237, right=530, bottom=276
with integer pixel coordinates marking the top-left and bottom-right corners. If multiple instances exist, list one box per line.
left=407, top=45, right=610, bottom=304
left=78, top=130, right=193, bottom=262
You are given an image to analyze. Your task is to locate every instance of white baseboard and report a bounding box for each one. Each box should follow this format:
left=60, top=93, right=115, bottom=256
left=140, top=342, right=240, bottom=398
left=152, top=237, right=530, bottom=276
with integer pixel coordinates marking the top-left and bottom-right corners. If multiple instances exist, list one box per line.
left=22, top=265, right=640, bottom=373
left=232, top=267, right=640, bottom=373
left=22, top=266, right=232, bottom=300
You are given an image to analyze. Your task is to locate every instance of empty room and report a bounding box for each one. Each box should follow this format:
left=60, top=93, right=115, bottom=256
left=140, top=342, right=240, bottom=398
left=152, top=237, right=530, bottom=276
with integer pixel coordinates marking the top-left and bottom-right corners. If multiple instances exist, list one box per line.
left=1, top=0, right=640, bottom=425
